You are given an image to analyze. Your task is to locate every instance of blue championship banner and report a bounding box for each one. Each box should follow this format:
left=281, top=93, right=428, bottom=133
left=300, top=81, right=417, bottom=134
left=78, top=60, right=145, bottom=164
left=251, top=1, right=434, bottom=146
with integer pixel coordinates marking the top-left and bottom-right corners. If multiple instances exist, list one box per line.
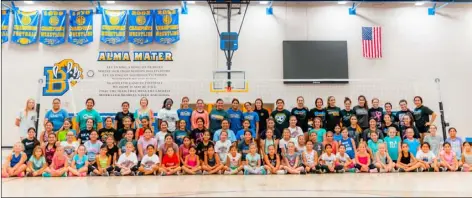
left=69, top=10, right=93, bottom=46
left=155, top=9, right=180, bottom=44
left=1, top=9, right=9, bottom=44
left=128, top=10, right=153, bottom=45
left=101, top=9, right=127, bottom=45
left=12, top=10, right=39, bottom=45
left=40, top=10, right=66, bottom=46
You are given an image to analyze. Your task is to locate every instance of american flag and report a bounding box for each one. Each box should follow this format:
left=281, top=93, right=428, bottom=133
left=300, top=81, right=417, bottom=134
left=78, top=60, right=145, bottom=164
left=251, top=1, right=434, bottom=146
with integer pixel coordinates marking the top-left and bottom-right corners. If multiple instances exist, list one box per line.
left=362, top=26, right=382, bottom=58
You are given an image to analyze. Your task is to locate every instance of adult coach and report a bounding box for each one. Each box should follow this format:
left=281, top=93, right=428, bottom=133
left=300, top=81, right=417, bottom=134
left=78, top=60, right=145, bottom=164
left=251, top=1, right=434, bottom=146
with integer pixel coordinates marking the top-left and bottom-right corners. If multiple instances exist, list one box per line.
left=76, top=98, right=102, bottom=131
left=44, top=98, right=69, bottom=132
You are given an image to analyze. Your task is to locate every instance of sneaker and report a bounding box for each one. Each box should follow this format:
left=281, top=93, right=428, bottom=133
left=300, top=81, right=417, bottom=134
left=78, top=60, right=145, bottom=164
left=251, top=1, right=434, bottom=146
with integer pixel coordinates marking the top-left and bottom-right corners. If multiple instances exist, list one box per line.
left=62, top=172, right=67, bottom=177
left=42, top=172, right=51, bottom=177
left=337, top=169, right=345, bottom=173
left=243, top=170, right=249, bottom=175
left=300, top=169, right=306, bottom=175
left=114, top=172, right=122, bottom=176
left=160, top=172, right=166, bottom=176
left=80, top=172, right=87, bottom=177
left=379, top=168, right=386, bottom=173
left=418, top=167, right=424, bottom=172
left=441, top=167, right=448, bottom=172
left=17, top=172, right=25, bottom=177
left=348, top=168, right=356, bottom=173
left=176, top=171, right=180, bottom=176
left=137, top=172, right=144, bottom=176
left=90, top=172, right=96, bottom=176
left=369, top=169, right=378, bottom=173
left=261, top=169, right=267, bottom=175
left=398, top=168, right=405, bottom=172
left=103, top=172, right=110, bottom=176
left=27, top=172, right=33, bottom=177
left=130, top=172, right=136, bottom=176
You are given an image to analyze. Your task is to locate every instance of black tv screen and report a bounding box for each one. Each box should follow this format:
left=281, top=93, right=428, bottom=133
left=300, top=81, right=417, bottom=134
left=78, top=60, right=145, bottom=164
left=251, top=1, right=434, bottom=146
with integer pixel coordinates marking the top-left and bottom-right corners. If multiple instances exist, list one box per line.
left=283, top=41, right=349, bottom=84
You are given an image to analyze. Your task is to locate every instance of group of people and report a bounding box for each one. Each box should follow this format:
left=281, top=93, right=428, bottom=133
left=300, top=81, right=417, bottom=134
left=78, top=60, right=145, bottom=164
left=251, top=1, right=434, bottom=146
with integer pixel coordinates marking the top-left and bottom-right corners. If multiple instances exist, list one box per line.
left=3, top=95, right=470, bottom=178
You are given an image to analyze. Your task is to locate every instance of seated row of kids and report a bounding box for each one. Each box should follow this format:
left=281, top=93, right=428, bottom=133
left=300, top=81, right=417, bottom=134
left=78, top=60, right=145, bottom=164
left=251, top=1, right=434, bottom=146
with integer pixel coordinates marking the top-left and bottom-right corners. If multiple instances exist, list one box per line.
left=3, top=116, right=470, bottom=177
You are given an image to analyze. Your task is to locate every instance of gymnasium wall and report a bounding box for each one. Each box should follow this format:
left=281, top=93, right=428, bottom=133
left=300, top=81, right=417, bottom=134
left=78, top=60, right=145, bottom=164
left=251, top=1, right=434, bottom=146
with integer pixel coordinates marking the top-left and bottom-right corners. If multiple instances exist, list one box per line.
left=1, top=1, right=471, bottom=146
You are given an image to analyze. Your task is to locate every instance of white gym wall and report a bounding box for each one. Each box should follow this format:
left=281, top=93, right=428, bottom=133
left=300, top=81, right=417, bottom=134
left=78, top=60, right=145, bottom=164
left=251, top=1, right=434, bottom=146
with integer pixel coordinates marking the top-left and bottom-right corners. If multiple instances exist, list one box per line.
left=1, top=1, right=471, bottom=146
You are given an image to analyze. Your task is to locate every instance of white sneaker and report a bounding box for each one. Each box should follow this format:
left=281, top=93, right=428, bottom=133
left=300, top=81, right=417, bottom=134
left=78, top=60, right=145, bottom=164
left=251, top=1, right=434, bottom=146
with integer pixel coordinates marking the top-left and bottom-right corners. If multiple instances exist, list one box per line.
left=379, top=168, right=386, bottom=173
left=369, top=169, right=378, bottom=173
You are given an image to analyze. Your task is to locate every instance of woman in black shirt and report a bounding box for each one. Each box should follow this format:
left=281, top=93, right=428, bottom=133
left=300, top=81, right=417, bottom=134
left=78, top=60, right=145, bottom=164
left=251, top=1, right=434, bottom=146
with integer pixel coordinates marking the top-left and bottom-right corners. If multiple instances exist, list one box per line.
left=368, top=98, right=384, bottom=129
left=340, top=97, right=355, bottom=128
left=381, top=114, right=399, bottom=137
left=353, top=95, right=369, bottom=130
left=254, top=98, right=269, bottom=136
left=308, top=98, right=326, bottom=125
left=325, top=96, right=341, bottom=132
left=291, top=96, right=309, bottom=132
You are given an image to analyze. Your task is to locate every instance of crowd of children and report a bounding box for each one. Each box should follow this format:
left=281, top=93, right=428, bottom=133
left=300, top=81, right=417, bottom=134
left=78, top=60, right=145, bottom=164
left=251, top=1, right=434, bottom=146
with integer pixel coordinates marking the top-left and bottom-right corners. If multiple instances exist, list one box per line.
left=3, top=96, right=471, bottom=177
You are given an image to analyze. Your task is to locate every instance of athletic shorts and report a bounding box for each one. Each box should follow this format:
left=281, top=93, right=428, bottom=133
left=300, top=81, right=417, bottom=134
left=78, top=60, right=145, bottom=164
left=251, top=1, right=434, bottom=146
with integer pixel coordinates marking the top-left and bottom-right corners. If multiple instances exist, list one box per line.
left=418, top=126, right=430, bottom=133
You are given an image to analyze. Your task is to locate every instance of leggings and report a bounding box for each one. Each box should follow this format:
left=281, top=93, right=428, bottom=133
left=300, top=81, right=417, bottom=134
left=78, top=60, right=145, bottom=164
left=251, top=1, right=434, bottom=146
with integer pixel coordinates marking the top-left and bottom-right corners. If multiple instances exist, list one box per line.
left=243, top=165, right=265, bottom=174
left=355, top=163, right=376, bottom=170
left=317, top=165, right=344, bottom=173
left=114, top=165, right=138, bottom=173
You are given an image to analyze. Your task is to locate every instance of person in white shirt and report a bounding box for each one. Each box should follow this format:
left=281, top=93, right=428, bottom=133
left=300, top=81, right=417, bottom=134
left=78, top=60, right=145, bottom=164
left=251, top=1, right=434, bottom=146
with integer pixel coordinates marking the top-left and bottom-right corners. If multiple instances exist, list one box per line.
left=138, top=144, right=160, bottom=175
left=215, top=131, right=232, bottom=165
left=16, top=99, right=37, bottom=140
left=416, top=142, right=439, bottom=172
left=115, top=142, right=138, bottom=176
left=158, top=98, right=179, bottom=132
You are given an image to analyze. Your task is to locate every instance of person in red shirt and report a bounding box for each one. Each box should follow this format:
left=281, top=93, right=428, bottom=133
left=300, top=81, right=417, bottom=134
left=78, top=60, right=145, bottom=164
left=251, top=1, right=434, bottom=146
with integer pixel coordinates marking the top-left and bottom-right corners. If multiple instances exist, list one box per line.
left=159, top=147, right=181, bottom=176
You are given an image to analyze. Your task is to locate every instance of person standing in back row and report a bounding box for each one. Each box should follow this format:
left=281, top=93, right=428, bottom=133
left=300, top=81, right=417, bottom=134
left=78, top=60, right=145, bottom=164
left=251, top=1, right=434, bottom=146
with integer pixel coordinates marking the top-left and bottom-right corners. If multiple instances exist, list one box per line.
left=368, top=98, right=384, bottom=129
left=254, top=98, right=269, bottom=135
left=44, top=98, right=69, bottom=132
left=209, top=99, right=229, bottom=135
left=191, top=99, right=209, bottom=130
left=324, top=96, right=342, bottom=132
left=270, top=99, right=291, bottom=133
left=395, top=99, right=414, bottom=131
left=16, top=99, right=37, bottom=141
left=76, top=98, right=102, bottom=132
left=227, top=99, right=244, bottom=133
left=340, top=97, right=355, bottom=128
left=353, top=95, right=369, bottom=130
left=177, top=97, right=193, bottom=132
left=291, top=96, right=309, bottom=133
left=413, top=96, right=437, bottom=144
left=158, top=98, right=179, bottom=132
left=308, top=98, right=326, bottom=126
left=114, top=101, right=134, bottom=132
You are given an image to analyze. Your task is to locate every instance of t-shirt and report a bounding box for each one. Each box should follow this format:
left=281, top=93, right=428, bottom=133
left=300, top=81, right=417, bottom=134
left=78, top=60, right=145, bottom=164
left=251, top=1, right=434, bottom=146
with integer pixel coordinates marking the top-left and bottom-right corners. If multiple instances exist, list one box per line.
left=191, top=110, right=209, bottom=130
left=309, top=128, right=326, bottom=143
left=196, top=141, right=214, bottom=160
left=78, top=129, right=92, bottom=143
left=61, top=141, right=79, bottom=157
left=362, top=128, right=384, bottom=142
left=304, top=150, right=316, bottom=166
left=446, top=137, right=463, bottom=157
left=279, top=139, right=290, bottom=154
left=114, top=111, right=135, bottom=131
left=213, top=129, right=237, bottom=142
left=236, top=129, right=256, bottom=141
left=416, top=150, right=436, bottom=163
left=270, top=109, right=291, bottom=133
left=395, top=110, right=414, bottom=128
left=353, top=106, right=369, bottom=129
left=158, top=108, right=179, bottom=132
left=336, top=152, right=351, bottom=165
left=155, top=131, right=170, bottom=148
left=325, top=106, right=342, bottom=131
left=52, top=154, right=67, bottom=169
left=227, top=153, right=242, bottom=167
left=173, top=130, right=190, bottom=146
left=191, top=128, right=205, bottom=145
left=313, top=141, right=323, bottom=157
left=209, top=109, right=229, bottom=133
left=367, top=139, right=384, bottom=155
left=158, top=143, right=179, bottom=157
left=138, top=137, right=157, bottom=152
left=404, top=138, right=420, bottom=157
left=215, top=140, right=232, bottom=164
left=424, top=135, right=443, bottom=156
left=106, top=145, right=119, bottom=161
left=57, top=129, right=77, bottom=142
left=368, top=107, right=384, bottom=128
left=44, top=109, right=69, bottom=131
left=98, top=127, right=117, bottom=142
left=22, top=138, right=39, bottom=159
left=243, top=111, right=260, bottom=131
left=238, top=141, right=251, bottom=161
left=321, top=153, right=336, bottom=166
left=285, top=152, right=300, bottom=167
left=134, top=108, right=154, bottom=129
left=227, top=108, right=244, bottom=132
left=384, top=136, right=401, bottom=161
left=17, top=110, right=37, bottom=138
left=308, top=108, right=326, bottom=124
left=333, top=133, right=342, bottom=142
left=380, top=123, right=399, bottom=138
left=76, top=109, right=102, bottom=131
left=118, top=139, right=137, bottom=154
left=340, top=109, right=355, bottom=128
left=141, top=154, right=160, bottom=170
left=288, top=126, right=304, bottom=142
left=84, top=140, right=103, bottom=162
left=72, top=154, right=88, bottom=169
left=177, top=108, right=193, bottom=131
left=180, top=145, right=190, bottom=160
left=399, top=125, right=420, bottom=139
left=246, top=153, right=261, bottom=167
left=440, top=150, right=456, bottom=165
left=162, top=154, right=179, bottom=167
left=117, top=152, right=138, bottom=167
left=29, top=156, right=46, bottom=170
left=254, top=108, right=269, bottom=133
left=291, top=107, right=310, bottom=132
left=413, top=106, right=434, bottom=130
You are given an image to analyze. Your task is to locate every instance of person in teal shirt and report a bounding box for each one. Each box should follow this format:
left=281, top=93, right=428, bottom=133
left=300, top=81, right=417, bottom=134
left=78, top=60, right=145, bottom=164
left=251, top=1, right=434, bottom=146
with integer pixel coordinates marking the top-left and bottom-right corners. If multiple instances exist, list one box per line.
left=367, top=131, right=383, bottom=155
left=76, top=98, right=102, bottom=131
left=384, top=127, right=401, bottom=162
left=209, top=99, right=229, bottom=134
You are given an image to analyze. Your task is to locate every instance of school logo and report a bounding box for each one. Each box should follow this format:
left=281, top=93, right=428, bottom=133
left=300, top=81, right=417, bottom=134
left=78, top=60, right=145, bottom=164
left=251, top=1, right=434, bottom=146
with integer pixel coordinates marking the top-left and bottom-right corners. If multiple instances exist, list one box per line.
left=43, top=59, right=84, bottom=96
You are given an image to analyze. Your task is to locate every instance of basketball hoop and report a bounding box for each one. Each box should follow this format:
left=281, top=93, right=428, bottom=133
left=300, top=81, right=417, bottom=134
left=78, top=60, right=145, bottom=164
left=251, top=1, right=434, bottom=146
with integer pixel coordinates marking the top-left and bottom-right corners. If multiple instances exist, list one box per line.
left=226, top=86, right=232, bottom=92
